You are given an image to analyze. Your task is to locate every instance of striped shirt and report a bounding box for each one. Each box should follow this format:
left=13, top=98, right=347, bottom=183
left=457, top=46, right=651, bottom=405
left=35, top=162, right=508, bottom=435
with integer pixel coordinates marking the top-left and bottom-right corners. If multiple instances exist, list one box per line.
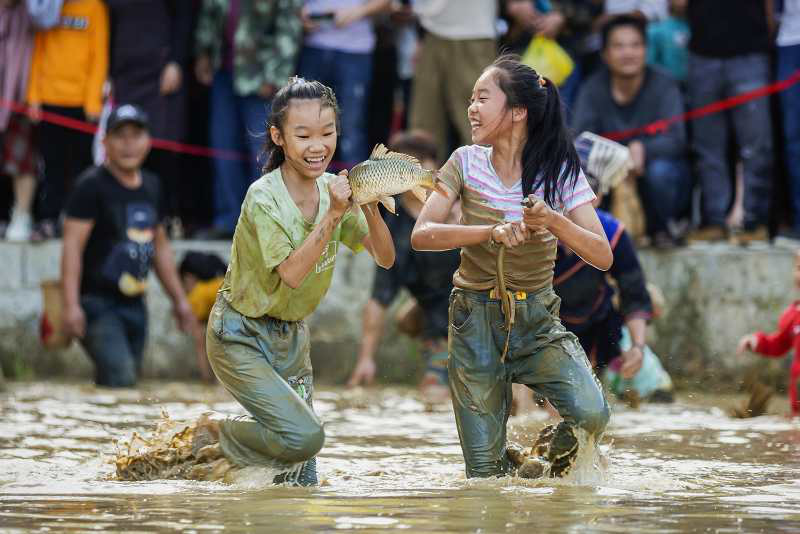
left=439, top=144, right=595, bottom=292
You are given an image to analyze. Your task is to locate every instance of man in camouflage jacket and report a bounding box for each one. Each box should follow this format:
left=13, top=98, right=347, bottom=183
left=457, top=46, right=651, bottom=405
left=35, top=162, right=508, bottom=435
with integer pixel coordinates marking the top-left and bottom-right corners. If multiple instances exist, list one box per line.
left=194, top=0, right=303, bottom=236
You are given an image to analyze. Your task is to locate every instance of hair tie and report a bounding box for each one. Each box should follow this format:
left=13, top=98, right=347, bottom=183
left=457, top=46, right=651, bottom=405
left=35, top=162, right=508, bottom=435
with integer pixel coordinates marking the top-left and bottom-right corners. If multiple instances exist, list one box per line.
left=538, top=75, right=546, bottom=88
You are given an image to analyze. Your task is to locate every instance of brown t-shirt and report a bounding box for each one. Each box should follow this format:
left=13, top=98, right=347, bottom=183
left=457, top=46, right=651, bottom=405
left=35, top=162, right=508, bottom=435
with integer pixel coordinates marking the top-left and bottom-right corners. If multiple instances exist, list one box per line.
left=438, top=145, right=595, bottom=292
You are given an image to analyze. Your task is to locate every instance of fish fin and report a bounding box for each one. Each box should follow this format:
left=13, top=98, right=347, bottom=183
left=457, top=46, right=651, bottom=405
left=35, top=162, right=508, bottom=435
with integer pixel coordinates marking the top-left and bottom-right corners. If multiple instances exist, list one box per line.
left=410, top=186, right=428, bottom=204
left=369, top=143, right=422, bottom=166
left=368, top=143, right=390, bottom=160
left=378, top=196, right=396, bottom=215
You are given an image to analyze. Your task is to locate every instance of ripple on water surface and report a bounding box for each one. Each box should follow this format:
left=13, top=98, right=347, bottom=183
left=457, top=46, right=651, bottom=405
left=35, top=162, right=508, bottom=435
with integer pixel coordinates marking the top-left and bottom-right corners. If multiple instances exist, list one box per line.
left=1, top=382, right=799, bottom=532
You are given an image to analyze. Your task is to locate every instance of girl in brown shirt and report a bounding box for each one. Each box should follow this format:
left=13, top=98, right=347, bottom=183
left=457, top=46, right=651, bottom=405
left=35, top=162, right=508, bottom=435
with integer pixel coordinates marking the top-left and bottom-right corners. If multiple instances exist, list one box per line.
left=412, top=55, right=613, bottom=479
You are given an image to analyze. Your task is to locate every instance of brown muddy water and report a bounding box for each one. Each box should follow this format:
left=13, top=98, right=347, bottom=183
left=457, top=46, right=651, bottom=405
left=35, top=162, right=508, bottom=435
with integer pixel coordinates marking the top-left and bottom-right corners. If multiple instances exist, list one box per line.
left=1, top=381, right=799, bottom=533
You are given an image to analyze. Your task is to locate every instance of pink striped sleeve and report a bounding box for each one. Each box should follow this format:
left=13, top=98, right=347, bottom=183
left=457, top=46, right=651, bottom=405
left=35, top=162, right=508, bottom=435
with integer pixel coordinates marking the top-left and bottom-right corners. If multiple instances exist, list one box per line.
left=564, top=169, right=596, bottom=212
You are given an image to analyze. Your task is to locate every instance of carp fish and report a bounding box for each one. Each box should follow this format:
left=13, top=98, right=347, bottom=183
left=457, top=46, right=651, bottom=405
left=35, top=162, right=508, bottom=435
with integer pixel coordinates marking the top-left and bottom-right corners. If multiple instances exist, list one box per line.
left=347, top=143, right=446, bottom=214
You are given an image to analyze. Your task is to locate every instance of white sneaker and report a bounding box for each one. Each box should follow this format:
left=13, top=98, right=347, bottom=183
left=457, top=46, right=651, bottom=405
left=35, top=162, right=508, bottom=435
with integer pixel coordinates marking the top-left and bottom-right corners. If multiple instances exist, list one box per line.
left=6, top=210, right=32, bottom=242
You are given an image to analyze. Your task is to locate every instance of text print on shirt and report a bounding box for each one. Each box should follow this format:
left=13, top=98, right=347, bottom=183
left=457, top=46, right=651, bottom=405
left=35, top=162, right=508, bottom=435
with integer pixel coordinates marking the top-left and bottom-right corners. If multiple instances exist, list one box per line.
left=315, top=241, right=338, bottom=274
left=60, top=16, right=88, bottom=30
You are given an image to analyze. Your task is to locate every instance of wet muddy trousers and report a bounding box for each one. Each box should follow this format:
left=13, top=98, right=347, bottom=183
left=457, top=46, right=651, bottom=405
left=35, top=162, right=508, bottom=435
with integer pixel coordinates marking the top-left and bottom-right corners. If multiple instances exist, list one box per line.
left=448, top=288, right=610, bottom=478
left=206, top=295, right=321, bottom=485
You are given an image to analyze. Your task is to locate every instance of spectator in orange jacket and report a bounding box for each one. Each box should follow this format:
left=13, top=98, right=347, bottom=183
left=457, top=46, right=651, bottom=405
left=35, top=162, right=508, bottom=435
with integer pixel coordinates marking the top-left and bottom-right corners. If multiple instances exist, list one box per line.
left=26, top=0, right=108, bottom=239
left=737, top=250, right=800, bottom=417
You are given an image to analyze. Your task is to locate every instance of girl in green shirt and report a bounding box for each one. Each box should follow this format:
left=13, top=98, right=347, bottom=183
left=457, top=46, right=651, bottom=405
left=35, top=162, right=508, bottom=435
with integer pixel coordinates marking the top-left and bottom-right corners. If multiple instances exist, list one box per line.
left=201, top=78, right=395, bottom=485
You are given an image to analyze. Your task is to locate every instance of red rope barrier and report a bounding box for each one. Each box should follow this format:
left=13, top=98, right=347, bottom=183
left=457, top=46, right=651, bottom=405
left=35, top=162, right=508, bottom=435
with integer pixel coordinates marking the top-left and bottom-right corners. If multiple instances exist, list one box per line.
left=602, top=68, right=800, bottom=141
left=3, top=67, right=799, bottom=159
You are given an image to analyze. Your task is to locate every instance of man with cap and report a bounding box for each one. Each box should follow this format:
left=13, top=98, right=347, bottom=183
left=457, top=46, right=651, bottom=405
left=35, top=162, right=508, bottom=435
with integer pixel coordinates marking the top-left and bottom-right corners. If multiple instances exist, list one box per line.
left=61, top=104, right=195, bottom=387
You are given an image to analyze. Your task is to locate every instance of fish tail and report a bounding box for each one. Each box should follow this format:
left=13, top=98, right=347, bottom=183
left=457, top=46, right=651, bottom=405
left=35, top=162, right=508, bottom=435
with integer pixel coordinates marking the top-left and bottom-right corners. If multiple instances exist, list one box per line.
left=419, top=168, right=449, bottom=197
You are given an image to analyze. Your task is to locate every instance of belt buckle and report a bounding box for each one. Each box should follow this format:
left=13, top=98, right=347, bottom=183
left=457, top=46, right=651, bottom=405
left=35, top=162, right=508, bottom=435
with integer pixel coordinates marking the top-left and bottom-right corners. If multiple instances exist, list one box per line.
left=489, top=289, right=527, bottom=300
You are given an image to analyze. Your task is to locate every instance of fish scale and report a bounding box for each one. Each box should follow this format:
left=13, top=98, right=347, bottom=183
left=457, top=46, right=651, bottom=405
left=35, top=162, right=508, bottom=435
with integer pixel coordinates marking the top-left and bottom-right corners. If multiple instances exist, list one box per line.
left=347, top=144, right=445, bottom=214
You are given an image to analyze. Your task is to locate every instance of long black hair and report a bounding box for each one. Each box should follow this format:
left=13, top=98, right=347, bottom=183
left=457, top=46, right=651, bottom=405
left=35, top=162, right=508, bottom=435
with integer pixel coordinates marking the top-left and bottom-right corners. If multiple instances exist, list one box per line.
left=489, top=55, right=581, bottom=208
left=262, top=77, right=340, bottom=173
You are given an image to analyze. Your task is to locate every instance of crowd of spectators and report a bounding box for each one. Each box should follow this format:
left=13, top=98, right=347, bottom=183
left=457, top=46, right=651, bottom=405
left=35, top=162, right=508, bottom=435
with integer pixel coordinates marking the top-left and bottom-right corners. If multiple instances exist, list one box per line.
left=0, top=0, right=799, bottom=248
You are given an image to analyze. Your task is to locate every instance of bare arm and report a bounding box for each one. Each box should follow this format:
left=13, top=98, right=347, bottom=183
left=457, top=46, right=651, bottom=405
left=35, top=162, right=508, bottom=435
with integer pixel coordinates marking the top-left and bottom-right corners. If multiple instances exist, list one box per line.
left=360, top=204, right=395, bottom=269
left=153, top=225, right=187, bottom=305
left=153, top=225, right=194, bottom=333
left=61, top=217, right=95, bottom=338
left=411, top=188, right=494, bottom=251
left=400, top=191, right=461, bottom=223
left=524, top=199, right=612, bottom=271
left=277, top=175, right=352, bottom=289
left=347, top=299, right=386, bottom=387
left=620, top=316, right=647, bottom=378
left=277, top=212, right=340, bottom=289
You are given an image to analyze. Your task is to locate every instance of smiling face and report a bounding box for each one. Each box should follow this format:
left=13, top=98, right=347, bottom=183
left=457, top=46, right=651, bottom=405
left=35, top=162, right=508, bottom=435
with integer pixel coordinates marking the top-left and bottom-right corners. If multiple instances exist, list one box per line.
left=271, top=99, right=337, bottom=181
left=468, top=68, right=515, bottom=146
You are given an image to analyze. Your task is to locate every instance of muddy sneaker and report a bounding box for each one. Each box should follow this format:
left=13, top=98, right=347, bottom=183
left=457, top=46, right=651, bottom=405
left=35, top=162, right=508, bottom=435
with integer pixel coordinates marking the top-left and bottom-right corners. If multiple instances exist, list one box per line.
left=506, top=441, right=529, bottom=468
left=545, top=422, right=579, bottom=478
left=196, top=443, right=223, bottom=463
left=273, top=457, right=318, bottom=486
left=532, top=424, right=557, bottom=457
left=192, top=413, right=221, bottom=456
left=518, top=456, right=548, bottom=479
left=188, top=457, right=233, bottom=481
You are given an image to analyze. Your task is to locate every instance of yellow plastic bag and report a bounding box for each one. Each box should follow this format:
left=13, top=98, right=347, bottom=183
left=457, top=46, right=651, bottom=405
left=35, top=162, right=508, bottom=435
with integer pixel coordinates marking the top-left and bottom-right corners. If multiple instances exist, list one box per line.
left=521, top=35, right=575, bottom=86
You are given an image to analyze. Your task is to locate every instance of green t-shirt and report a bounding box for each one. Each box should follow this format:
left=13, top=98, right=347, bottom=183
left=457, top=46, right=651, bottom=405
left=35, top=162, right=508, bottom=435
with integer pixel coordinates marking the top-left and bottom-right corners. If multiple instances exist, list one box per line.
left=221, top=168, right=369, bottom=321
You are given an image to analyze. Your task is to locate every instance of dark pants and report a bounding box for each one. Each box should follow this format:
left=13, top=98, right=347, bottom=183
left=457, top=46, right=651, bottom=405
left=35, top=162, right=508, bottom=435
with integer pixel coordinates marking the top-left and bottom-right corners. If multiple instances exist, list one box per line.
left=209, top=70, right=270, bottom=233
left=688, top=53, right=773, bottom=228
left=638, top=158, right=691, bottom=235
left=778, top=44, right=800, bottom=231
left=566, top=311, right=624, bottom=371
left=37, top=105, right=93, bottom=222
left=80, top=294, right=147, bottom=388
left=448, top=288, right=609, bottom=478
left=298, top=46, right=373, bottom=167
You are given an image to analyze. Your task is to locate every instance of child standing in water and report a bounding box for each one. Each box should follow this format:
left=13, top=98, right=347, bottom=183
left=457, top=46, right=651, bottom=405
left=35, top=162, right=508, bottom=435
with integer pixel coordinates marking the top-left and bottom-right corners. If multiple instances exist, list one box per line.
left=202, top=78, right=395, bottom=485
left=412, top=56, right=613, bottom=478
left=737, top=250, right=800, bottom=418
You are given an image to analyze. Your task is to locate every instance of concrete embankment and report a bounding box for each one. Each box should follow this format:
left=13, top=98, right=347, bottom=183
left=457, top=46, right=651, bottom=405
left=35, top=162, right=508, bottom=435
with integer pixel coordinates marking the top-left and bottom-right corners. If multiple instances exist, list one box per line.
left=0, top=240, right=794, bottom=390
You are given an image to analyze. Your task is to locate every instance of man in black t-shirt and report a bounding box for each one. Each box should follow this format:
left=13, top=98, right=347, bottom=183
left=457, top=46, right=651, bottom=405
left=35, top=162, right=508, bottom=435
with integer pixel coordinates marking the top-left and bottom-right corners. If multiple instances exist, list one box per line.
left=61, top=104, right=194, bottom=387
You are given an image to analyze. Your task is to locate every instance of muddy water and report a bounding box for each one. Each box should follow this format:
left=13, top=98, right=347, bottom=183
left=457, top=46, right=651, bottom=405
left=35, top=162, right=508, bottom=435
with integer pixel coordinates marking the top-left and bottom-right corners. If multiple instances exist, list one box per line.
left=1, top=382, right=799, bottom=533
